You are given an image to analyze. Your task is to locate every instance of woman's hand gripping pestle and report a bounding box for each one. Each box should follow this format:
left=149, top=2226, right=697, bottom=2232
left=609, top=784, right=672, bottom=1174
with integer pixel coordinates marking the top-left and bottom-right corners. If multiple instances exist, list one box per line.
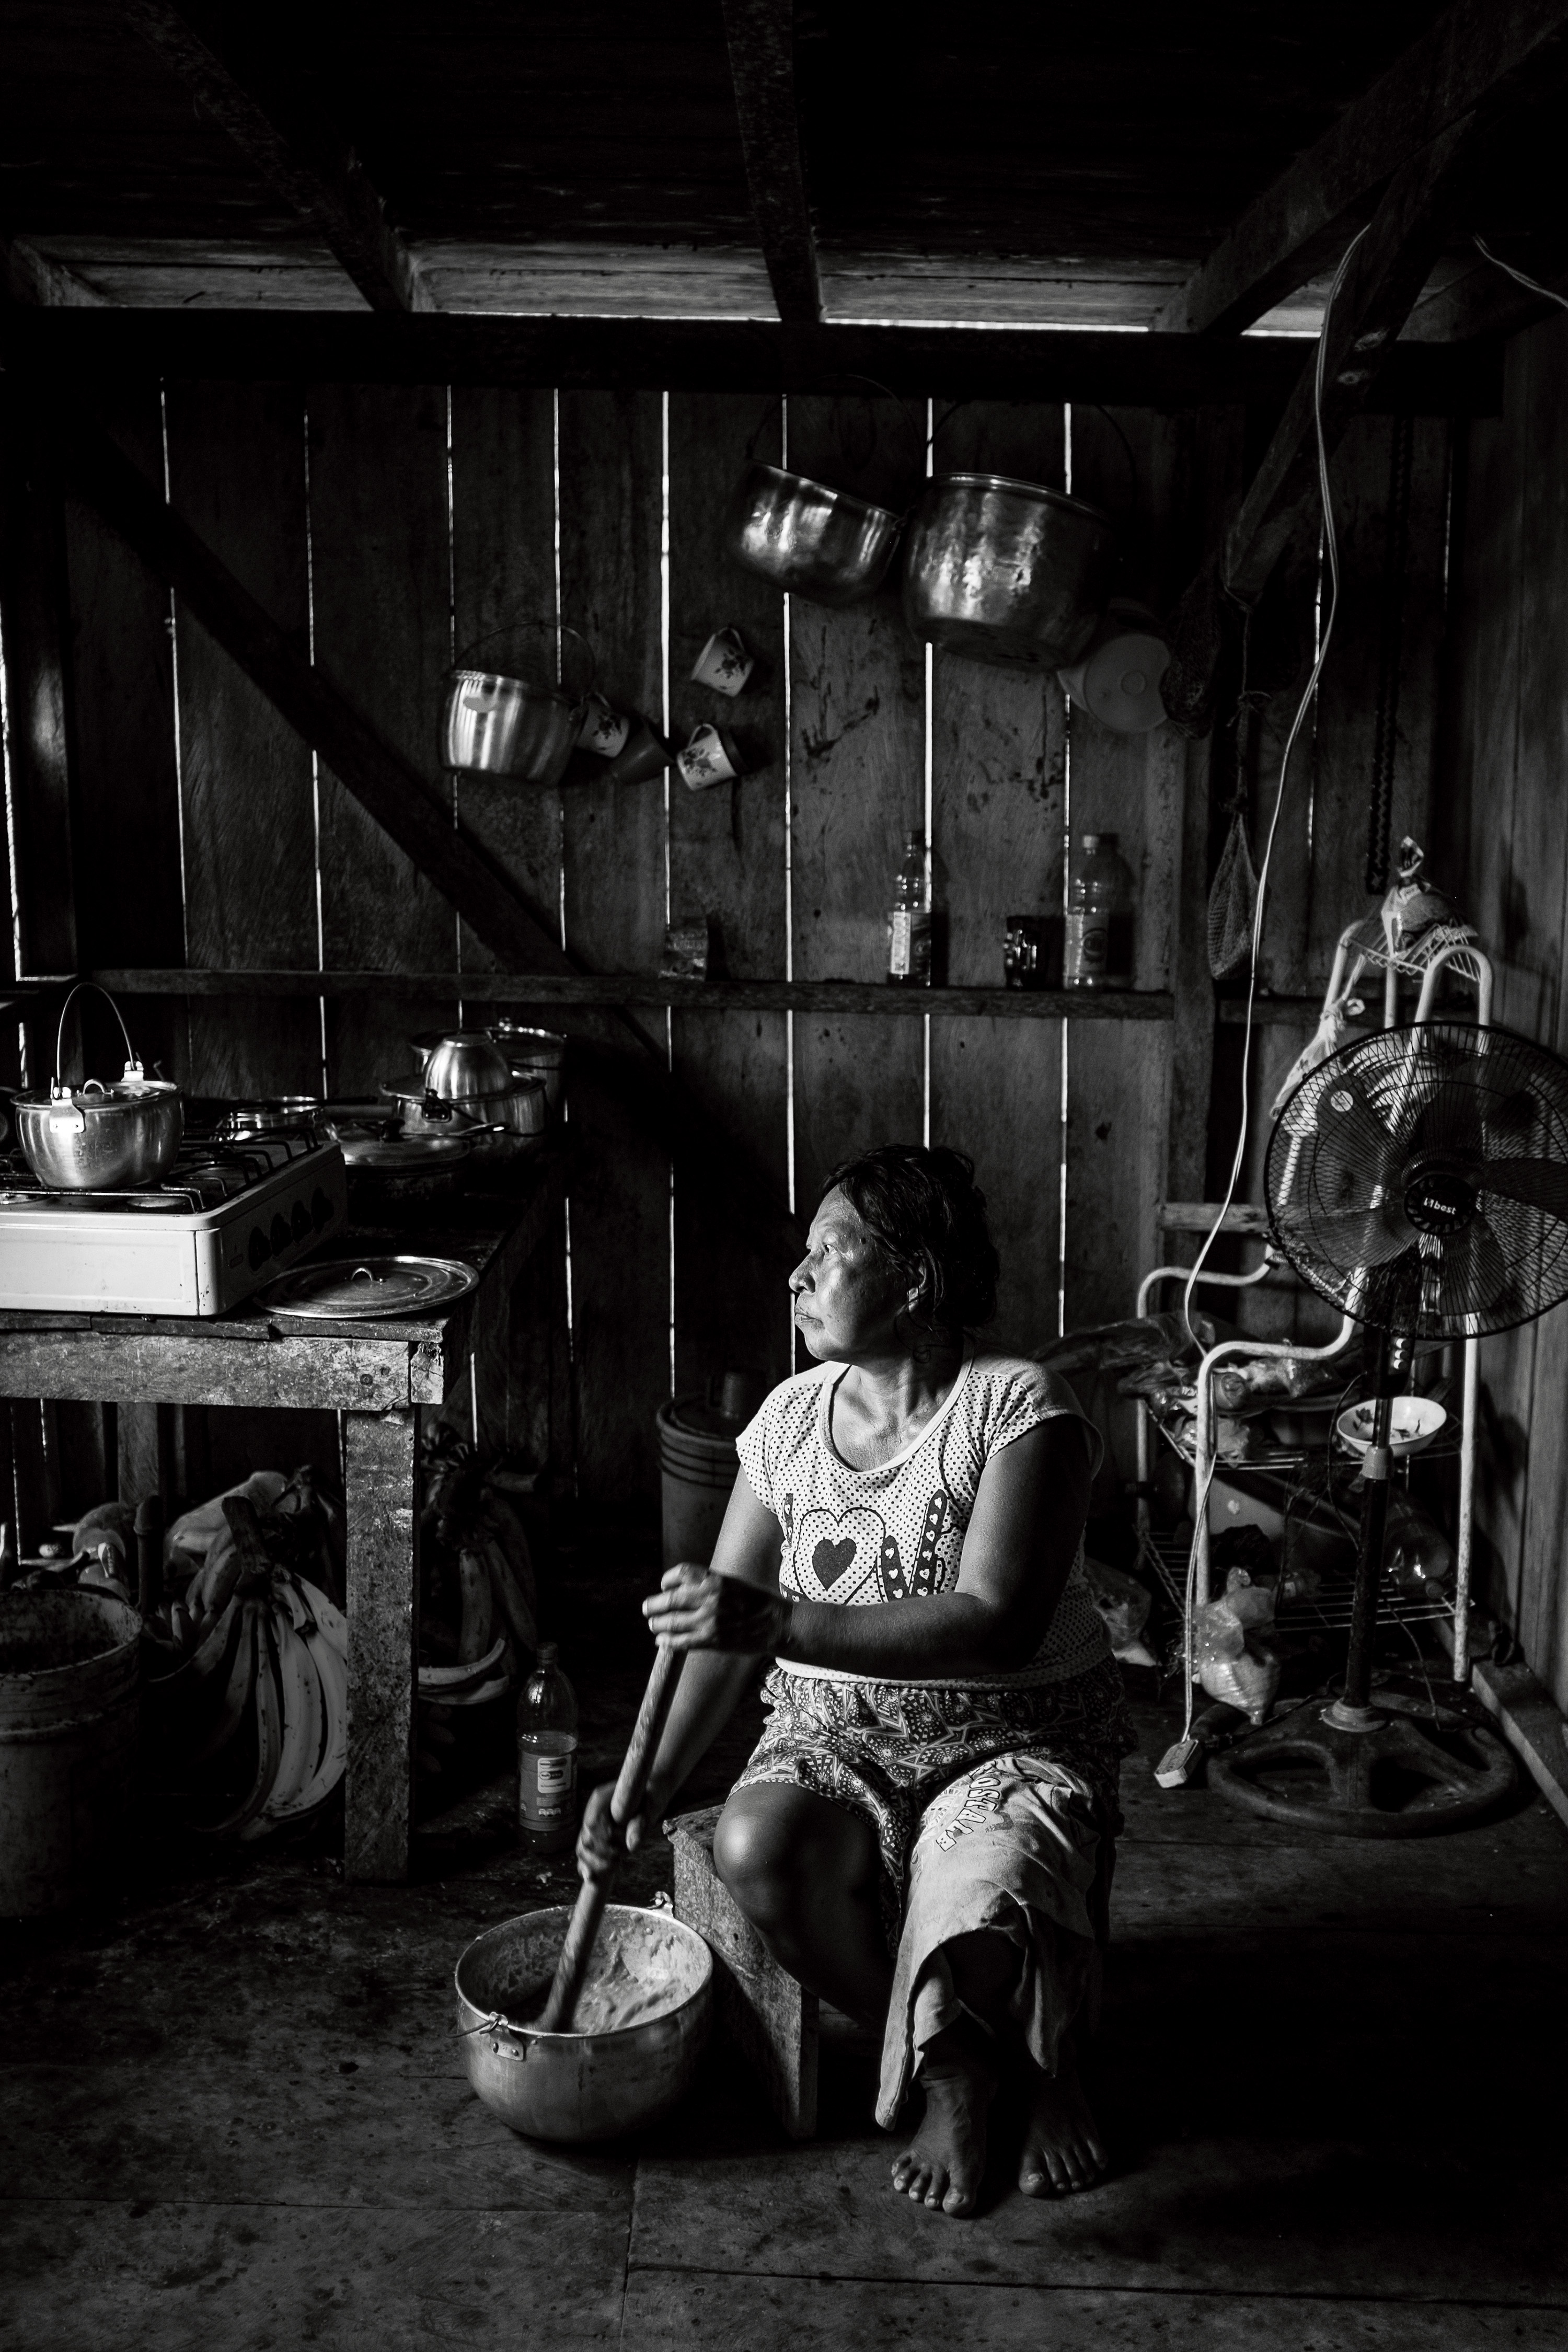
left=537, top=1591, right=692, bottom=2033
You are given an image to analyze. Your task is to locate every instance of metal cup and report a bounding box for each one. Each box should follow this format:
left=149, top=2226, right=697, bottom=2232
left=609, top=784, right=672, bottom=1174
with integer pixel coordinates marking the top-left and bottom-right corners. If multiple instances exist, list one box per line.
left=677, top=723, right=741, bottom=791
left=690, top=627, right=754, bottom=698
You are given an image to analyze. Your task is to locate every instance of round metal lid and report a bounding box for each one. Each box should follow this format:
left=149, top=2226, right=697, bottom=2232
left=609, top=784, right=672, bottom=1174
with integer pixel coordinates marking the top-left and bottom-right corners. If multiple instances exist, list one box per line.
left=259, top=1255, right=479, bottom=1319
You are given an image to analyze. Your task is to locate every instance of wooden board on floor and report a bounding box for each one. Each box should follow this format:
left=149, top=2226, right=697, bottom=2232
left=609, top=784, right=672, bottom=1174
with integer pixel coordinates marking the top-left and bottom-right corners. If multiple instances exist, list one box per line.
left=165, top=379, right=319, bottom=1099
left=557, top=390, right=670, bottom=1504
left=928, top=400, right=1067, bottom=1354
left=667, top=391, right=792, bottom=1396
left=61, top=387, right=186, bottom=1085
left=788, top=394, right=925, bottom=1231
left=307, top=383, right=458, bottom=1098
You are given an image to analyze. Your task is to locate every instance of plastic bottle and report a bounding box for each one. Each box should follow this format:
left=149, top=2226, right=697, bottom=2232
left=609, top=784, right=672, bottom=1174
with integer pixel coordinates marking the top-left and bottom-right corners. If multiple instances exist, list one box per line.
left=518, top=1642, right=579, bottom=1854
left=1065, top=832, right=1135, bottom=989
left=886, top=831, right=933, bottom=987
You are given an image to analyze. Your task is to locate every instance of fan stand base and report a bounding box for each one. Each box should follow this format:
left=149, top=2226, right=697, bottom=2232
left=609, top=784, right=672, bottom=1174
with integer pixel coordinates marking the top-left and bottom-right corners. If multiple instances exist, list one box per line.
left=1208, top=1687, right=1516, bottom=1837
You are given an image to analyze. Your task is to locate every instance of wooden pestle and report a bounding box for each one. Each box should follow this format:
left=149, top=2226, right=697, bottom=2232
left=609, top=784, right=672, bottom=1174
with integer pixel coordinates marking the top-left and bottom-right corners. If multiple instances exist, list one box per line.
left=537, top=1632, right=686, bottom=2033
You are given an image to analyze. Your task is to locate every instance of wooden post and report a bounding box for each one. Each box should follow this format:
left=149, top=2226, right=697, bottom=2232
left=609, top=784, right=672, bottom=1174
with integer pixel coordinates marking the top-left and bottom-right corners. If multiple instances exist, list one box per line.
left=343, top=1405, right=420, bottom=1883
left=667, top=1803, right=818, bottom=2139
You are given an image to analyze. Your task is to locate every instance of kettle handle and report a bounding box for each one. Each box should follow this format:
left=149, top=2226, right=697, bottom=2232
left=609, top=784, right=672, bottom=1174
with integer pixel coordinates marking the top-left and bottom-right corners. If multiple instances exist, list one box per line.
left=53, top=981, right=140, bottom=1093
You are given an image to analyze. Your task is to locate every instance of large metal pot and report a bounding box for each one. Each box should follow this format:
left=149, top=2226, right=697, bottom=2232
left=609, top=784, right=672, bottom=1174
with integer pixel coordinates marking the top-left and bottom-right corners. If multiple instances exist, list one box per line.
left=442, top=670, right=582, bottom=786
left=455, top=1904, right=712, bottom=2143
left=15, top=984, right=182, bottom=1191
left=901, top=472, right=1120, bottom=669
left=724, top=462, right=903, bottom=608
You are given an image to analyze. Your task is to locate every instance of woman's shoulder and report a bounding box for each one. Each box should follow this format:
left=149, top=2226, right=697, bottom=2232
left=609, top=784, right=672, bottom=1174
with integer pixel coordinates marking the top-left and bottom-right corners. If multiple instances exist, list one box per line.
left=961, top=1353, right=1098, bottom=1454
left=739, top=1362, right=835, bottom=1448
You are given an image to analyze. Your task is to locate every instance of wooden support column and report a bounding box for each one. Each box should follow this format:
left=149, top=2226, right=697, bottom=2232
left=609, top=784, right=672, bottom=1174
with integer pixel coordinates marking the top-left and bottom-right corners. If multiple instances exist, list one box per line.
left=342, top=1406, right=420, bottom=1883
left=720, top=0, right=823, bottom=325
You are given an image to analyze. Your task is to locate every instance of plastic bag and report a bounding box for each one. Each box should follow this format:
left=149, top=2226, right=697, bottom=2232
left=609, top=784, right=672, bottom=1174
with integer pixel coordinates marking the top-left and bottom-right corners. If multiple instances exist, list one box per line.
left=1207, top=806, right=1258, bottom=979
left=1083, top=1555, right=1156, bottom=1665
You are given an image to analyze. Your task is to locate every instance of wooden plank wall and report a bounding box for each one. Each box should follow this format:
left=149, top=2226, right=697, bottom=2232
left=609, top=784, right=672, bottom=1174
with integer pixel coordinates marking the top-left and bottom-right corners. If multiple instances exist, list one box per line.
left=0, top=375, right=1455, bottom=1551
left=1437, top=307, right=1568, bottom=1713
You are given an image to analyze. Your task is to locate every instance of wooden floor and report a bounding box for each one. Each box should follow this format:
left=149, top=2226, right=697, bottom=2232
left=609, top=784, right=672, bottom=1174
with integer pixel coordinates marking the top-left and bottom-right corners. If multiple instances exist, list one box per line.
left=3, top=1646, right=1566, bottom=2350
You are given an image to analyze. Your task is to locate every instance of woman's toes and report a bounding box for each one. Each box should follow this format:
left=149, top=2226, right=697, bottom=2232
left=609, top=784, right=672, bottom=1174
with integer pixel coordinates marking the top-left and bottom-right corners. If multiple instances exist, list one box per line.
left=924, top=2167, right=950, bottom=2209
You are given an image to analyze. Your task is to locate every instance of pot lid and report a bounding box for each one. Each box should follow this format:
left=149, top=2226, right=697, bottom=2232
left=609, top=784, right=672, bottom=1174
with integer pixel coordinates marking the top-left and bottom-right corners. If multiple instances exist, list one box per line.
left=23, top=1078, right=180, bottom=1109
left=258, top=1255, right=479, bottom=1319
left=334, top=1129, right=475, bottom=1170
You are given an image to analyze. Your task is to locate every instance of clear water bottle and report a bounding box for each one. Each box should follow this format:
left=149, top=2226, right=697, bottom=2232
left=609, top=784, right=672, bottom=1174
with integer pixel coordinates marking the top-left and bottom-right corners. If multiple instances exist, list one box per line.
left=518, top=1642, right=579, bottom=1854
left=886, top=831, right=933, bottom=987
left=1065, top=832, right=1135, bottom=990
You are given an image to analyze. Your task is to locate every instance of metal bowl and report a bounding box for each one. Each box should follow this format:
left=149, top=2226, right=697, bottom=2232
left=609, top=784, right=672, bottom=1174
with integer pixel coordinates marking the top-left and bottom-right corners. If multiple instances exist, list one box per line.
left=901, top=472, right=1120, bottom=669
left=455, top=1904, right=712, bottom=2143
left=16, top=1080, right=183, bottom=1191
left=723, top=462, right=903, bottom=608
left=422, top=1032, right=514, bottom=1101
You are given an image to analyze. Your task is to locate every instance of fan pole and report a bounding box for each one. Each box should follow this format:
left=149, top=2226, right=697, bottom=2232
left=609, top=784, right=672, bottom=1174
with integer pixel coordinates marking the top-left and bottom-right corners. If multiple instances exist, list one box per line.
left=1334, top=1327, right=1397, bottom=1721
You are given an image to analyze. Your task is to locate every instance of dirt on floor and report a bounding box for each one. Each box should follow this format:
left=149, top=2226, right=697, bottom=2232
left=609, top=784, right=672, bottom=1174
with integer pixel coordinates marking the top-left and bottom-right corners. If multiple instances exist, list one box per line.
left=3, top=1605, right=1566, bottom=2350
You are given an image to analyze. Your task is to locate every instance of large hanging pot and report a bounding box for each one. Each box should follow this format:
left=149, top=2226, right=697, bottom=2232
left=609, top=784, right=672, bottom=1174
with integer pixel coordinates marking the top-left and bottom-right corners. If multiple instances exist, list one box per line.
left=901, top=474, right=1120, bottom=670
left=442, top=625, right=594, bottom=786
left=15, top=983, right=182, bottom=1191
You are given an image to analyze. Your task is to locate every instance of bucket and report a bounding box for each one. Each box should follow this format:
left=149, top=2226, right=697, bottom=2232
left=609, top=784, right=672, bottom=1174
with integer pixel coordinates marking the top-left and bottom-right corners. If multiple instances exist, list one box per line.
left=488, top=1024, right=567, bottom=1115
left=658, top=1390, right=751, bottom=1569
left=0, top=1588, right=141, bottom=1916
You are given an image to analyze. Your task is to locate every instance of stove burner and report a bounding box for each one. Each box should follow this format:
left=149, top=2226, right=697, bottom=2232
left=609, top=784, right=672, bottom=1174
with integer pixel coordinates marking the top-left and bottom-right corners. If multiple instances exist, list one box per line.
left=0, top=1130, right=318, bottom=1211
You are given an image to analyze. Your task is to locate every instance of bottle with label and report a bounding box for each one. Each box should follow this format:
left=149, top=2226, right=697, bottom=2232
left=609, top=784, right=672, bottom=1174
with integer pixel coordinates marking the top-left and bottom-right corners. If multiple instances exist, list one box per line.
left=518, top=1642, right=579, bottom=1854
left=1064, top=832, right=1135, bottom=990
left=886, top=830, right=933, bottom=987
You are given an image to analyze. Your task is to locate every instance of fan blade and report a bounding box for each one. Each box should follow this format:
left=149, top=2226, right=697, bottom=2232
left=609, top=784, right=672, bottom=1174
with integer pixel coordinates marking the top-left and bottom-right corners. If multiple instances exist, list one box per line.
left=1278, top=1203, right=1415, bottom=1270
left=1399, top=1069, right=1490, bottom=1161
left=1481, top=1157, right=1568, bottom=1224
left=1433, top=1218, right=1511, bottom=1323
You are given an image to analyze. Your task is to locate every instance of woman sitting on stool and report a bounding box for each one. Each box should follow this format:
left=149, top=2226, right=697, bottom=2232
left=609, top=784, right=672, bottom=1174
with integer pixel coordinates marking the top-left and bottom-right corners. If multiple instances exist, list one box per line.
left=579, top=1142, right=1132, bottom=2218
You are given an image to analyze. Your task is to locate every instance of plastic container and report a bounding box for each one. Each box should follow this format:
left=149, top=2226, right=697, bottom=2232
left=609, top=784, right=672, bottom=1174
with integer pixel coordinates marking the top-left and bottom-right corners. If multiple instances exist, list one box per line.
left=657, top=1396, right=742, bottom=1569
left=0, top=1588, right=141, bottom=1916
left=518, top=1643, right=579, bottom=1855
left=1065, top=832, right=1135, bottom=990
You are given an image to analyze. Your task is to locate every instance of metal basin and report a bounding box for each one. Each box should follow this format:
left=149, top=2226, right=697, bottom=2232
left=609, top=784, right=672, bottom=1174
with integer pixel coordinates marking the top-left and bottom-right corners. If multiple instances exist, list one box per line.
left=723, top=462, right=902, bottom=608
left=455, top=1904, right=712, bottom=2143
left=902, top=471, right=1120, bottom=669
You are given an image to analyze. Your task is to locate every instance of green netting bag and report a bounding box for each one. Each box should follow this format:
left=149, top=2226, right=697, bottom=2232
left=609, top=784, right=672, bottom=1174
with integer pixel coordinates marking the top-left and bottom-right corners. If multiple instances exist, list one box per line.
left=1208, top=805, right=1258, bottom=979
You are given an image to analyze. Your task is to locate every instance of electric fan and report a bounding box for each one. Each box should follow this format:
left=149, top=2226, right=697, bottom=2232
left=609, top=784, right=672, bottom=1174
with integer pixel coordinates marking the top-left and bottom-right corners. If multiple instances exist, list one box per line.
left=1210, top=1017, right=1568, bottom=1834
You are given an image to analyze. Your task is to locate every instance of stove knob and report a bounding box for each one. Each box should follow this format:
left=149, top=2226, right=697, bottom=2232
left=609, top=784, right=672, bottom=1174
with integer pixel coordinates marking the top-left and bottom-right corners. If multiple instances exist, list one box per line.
left=310, top=1186, right=334, bottom=1230
left=291, top=1200, right=312, bottom=1243
left=247, top=1225, right=271, bottom=1270
left=270, top=1213, right=291, bottom=1258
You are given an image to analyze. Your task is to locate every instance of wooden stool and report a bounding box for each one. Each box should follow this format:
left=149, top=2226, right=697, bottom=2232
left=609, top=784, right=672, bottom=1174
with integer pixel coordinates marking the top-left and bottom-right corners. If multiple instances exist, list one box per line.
left=665, top=1804, right=818, bottom=2139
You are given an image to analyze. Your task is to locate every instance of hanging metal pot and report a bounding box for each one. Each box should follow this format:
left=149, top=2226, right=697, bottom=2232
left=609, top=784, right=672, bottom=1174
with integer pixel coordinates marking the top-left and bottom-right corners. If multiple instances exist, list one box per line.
left=442, top=625, right=594, bottom=786
left=901, top=473, right=1120, bottom=670
left=723, top=464, right=903, bottom=609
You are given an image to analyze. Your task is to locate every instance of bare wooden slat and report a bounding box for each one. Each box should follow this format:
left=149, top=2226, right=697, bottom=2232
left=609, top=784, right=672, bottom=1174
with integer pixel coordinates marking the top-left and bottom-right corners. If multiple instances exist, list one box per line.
left=3, top=310, right=1500, bottom=414
left=307, top=384, right=459, bottom=1096
left=558, top=390, right=671, bottom=1505
left=789, top=395, right=925, bottom=1223
left=116, top=1, right=429, bottom=313
left=927, top=399, right=1067, bottom=1353
left=1157, top=0, right=1568, bottom=336
left=60, top=388, right=187, bottom=1088
left=719, top=0, right=821, bottom=326
left=668, top=390, right=792, bottom=1397
left=165, top=379, right=320, bottom=1099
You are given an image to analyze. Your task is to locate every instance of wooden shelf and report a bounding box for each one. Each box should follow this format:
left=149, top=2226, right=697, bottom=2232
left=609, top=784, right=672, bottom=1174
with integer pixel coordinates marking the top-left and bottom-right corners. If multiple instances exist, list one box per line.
left=27, top=969, right=1182, bottom=1022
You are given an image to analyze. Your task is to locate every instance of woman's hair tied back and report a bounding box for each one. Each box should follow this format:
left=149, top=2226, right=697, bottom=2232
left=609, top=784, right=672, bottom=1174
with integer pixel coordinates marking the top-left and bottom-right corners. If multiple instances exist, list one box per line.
left=822, top=1142, right=999, bottom=1341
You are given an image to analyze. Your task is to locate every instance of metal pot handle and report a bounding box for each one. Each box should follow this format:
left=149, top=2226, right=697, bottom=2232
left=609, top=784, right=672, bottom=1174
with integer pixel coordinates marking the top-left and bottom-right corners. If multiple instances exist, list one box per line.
left=453, top=618, right=596, bottom=701
left=52, top=981, right=141, bottom=1097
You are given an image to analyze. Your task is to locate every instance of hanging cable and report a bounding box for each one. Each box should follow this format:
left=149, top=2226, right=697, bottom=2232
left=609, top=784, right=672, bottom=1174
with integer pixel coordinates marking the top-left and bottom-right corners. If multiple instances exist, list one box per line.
left=1472, top=234, right=1568, bottom=315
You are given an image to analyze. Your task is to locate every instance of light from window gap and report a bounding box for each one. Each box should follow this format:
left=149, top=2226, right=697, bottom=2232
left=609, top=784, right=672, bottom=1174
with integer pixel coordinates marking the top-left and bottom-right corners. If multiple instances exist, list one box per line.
left=446, top=384, right=464, bottom=1020
left=159, top=387, right=193, bottom=1024
left=303, top=398, right=329, bottom=1097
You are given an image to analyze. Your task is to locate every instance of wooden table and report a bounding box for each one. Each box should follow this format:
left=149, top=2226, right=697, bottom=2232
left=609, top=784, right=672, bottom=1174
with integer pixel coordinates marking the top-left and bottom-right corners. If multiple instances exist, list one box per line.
left=0, top=1151, right=566, bottom=1881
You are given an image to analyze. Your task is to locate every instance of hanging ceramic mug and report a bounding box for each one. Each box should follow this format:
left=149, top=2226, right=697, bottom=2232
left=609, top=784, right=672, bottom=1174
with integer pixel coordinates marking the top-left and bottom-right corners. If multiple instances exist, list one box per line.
left=577, top=692, right=632, bottom=758
left=690, top=628, right=754, bottom=698
left=677, top=723, right=742, bottom=791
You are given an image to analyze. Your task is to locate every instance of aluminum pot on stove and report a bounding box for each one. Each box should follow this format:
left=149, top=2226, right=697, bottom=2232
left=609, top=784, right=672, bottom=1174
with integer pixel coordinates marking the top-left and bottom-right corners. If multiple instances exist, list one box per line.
left=16, top=983, right=182, bottom=1191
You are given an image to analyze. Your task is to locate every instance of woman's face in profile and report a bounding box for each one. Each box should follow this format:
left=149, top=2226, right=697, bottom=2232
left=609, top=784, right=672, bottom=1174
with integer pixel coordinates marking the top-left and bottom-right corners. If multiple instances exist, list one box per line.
left=790, top=1188, right=907, bottom=1362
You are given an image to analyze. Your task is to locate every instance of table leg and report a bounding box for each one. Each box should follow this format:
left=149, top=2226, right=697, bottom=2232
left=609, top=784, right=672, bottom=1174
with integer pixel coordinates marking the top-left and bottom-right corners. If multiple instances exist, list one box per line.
left=343, top=1405, right=420, bottom=1883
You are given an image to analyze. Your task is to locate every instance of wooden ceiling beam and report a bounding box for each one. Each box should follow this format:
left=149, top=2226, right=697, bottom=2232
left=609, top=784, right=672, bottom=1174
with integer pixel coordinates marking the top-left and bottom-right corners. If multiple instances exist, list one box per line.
left=0, top=307, right=1498, bottom=413
left=1156, top=0, right=1568, bottom=336
left=720, top=0, right=822, bottom=325
left=117, top=1, right=431, bottom=313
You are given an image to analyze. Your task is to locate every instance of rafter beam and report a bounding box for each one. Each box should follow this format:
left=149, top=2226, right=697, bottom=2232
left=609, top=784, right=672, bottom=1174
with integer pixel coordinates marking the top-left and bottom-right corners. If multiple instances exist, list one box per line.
left=1156, top=0, right=1568, bottom=336
left=720, top=0, right=822, bottom=325
left=117, top=1, right=431, bottom=312
left=1, top=238, right=109, bottom=308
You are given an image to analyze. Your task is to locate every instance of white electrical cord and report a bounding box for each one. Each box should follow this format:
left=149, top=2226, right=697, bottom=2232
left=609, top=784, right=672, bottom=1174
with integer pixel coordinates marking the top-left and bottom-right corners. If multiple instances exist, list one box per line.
left=1472, top=234, right=1568, bottom=315
left=1172, top=224, right=1370, bottom=1744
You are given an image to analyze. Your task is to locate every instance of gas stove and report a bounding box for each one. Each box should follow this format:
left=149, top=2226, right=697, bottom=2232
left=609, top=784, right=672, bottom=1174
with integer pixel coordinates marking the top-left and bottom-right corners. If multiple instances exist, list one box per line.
left=0, top=1136, right=348, bottom=1316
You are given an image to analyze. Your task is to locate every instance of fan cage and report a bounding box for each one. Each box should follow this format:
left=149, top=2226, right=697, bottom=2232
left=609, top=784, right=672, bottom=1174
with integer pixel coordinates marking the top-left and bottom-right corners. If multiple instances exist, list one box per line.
left=1265, top=1019, right=1568, bottom=1341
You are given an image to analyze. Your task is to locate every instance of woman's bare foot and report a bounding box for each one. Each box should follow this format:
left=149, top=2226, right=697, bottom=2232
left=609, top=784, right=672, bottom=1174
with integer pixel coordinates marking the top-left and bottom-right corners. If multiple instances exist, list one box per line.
left=891, top=2031, right=995, bottom=2217
left=1018, top=2033, right=1109, bottom=2197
